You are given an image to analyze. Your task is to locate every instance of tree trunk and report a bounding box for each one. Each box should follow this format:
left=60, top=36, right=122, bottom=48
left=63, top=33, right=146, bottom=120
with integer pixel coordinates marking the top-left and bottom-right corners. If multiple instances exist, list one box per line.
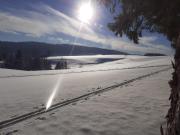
left=166, top=34, right=180, bottom=135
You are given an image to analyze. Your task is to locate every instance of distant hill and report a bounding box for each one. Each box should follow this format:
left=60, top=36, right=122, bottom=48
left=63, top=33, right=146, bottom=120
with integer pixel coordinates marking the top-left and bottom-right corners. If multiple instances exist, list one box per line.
left=0, top=41, right=127, bottom=57
left=144, top=53, right=166, bottom=56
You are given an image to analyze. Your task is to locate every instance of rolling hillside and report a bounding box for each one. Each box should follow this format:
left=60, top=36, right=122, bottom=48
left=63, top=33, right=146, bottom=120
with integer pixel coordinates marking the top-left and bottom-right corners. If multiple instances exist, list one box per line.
left=0, top=41, right=127, bottom=57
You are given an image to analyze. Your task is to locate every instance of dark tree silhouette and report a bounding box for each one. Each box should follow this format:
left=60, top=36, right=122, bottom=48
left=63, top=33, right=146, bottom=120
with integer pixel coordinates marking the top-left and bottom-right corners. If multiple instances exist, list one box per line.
left=3, top=50, right=51, bottom=71
left=14, top=50, right=23, bottom=69
left=4, top=53, right=13, bottom=69
left=41, top=57, right=51, bottom=70
left=55, top=59, right=68, bottom=70
left=100, top=0, right=180, bottom=134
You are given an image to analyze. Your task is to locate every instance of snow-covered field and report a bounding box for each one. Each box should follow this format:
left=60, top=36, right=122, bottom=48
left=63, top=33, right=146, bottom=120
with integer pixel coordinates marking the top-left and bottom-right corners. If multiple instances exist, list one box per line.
left=0, top=55, right=172, bottom=135
left=0, top=55, right=170, bottom=77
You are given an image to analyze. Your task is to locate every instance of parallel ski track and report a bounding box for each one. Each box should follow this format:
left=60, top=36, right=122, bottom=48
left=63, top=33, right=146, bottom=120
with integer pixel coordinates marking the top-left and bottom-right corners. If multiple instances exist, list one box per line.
left=0, top=66, right=171, bottom=130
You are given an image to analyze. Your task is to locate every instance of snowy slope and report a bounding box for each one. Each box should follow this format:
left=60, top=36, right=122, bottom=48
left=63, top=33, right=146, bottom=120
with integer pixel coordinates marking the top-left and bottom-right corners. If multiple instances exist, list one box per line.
left=0, top=55, right=172, bottom=134
left=1, top=68, right=171, bottom=135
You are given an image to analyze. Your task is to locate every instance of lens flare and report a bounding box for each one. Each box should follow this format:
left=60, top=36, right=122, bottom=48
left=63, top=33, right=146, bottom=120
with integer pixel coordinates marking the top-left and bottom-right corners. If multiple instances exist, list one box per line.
left=45, top=0, right=95, bottom=111
left=46, top=78, right=61, bottom=110
left=78, top=1, right=94, bottom=23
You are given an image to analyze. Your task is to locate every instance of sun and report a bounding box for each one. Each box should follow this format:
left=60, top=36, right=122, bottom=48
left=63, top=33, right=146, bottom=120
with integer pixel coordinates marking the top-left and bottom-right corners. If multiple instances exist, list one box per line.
left=78, top=2, right=94, bottom=24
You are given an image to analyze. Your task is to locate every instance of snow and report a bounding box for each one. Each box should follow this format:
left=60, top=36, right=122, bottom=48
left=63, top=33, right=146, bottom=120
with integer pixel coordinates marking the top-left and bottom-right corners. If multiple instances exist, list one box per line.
left=0, top=55, right=172, bottom=77
left=0, top=55, right=172, bottom=134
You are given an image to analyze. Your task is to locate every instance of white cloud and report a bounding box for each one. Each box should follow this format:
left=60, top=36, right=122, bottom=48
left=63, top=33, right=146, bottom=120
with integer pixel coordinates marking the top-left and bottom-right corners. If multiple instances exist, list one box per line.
left=0, top=12, right=51, bottom=37
left=0, top=4, right=174, bottom=55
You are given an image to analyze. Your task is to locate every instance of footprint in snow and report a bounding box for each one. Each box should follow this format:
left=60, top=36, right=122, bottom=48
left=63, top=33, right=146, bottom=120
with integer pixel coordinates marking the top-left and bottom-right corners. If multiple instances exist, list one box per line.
left=36, top=117, right=46, bottom=121
left=72, top=102, right=77, bottom=105
left=33, top=106, right=39, bottom=109
left=49, top=112, right=55, bottom=116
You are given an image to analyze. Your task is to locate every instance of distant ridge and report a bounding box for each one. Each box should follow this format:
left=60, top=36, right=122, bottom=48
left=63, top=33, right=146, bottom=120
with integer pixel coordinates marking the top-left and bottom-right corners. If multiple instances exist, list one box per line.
left=0, top=41, right=128, bottom=56
left=144, top=53, right=166, bottom=56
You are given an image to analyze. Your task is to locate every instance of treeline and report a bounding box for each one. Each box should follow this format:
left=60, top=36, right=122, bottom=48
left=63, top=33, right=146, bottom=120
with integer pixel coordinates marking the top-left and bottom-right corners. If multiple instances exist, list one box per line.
left=144, top=53, right=166, bottom=56
left=55, top=59, right=68, bottom=70
left=0, top=50, right=51, bottom=70
left=0, top=49, right=68, bottom=71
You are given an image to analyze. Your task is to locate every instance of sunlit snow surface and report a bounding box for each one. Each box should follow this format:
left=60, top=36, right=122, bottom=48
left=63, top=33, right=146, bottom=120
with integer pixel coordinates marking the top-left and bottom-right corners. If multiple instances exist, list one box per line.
left=0, top=55, right=172, bottom=135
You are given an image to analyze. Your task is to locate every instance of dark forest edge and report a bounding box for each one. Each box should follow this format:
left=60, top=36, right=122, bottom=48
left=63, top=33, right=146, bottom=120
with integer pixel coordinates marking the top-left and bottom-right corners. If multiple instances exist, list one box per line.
left=0, top=41, right=127, bottom=71
left=0, top=41, right=167, bottom=71
left=144, top=53, right=166, bottom=56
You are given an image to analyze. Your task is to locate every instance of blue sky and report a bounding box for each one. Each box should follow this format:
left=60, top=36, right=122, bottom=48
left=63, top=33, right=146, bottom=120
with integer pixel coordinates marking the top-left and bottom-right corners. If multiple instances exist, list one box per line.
left=0, top=0, right=174, bottom=55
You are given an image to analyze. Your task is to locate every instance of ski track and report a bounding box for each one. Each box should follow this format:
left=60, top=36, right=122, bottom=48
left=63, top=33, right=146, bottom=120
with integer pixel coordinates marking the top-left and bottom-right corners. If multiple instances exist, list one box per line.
left=0, top=66, right=171, bottom=130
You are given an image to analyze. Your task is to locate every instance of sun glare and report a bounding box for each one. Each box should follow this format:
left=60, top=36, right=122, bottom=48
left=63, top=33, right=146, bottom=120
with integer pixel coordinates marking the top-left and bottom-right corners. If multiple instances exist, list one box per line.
left=78, top=2, right=94, bottom=24
left=46, top=78, right=61, bottom=110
